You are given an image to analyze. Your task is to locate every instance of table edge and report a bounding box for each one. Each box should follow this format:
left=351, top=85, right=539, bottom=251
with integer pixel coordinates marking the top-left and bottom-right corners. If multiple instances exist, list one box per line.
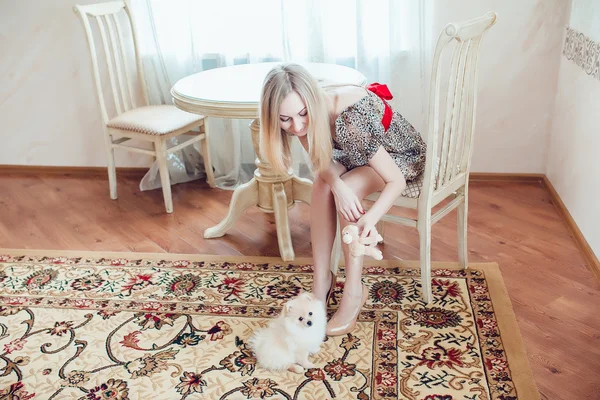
left=171, top=87, right=259, bottom=119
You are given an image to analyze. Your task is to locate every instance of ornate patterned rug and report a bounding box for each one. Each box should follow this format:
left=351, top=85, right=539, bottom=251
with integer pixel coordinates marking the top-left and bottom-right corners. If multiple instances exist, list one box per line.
left=0, top=250, right=538, bottom=400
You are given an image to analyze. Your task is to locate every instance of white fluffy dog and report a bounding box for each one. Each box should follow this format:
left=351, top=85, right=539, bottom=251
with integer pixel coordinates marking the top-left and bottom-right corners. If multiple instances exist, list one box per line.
left=248, top=292, right=327, bottom=373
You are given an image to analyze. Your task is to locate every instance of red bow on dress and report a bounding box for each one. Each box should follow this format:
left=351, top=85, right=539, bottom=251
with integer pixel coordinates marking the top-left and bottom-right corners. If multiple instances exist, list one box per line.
left=366, top=82, right=393, bottom=132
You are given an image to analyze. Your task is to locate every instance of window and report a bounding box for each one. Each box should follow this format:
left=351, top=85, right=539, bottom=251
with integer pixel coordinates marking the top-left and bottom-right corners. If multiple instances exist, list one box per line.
left=143, top=0, right=411, bottom=71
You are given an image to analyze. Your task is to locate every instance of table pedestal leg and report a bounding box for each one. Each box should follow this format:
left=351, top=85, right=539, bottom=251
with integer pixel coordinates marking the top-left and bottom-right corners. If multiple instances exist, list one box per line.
left=203, top=178, right=258, bottom=239
left=203, top=119, right=313, bottom=261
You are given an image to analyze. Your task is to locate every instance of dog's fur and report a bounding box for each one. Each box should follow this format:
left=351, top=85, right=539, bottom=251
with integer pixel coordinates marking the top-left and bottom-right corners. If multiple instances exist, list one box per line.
left=248, top=292, right=327, bottom=373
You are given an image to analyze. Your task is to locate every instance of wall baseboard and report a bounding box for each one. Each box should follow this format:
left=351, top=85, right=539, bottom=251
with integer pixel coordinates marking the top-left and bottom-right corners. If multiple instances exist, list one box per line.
left=0, top=165, right=148, bottom=178
left=1, top=165, right=598, bottom=282
left=469, top=172, right=545, bottom=182
left=0, top=166, right=548, bottom=181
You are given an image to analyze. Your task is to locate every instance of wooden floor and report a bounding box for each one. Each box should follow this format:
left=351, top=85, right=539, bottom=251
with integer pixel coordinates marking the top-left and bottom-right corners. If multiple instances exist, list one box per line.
left=0, top=172, right=599, bottom=400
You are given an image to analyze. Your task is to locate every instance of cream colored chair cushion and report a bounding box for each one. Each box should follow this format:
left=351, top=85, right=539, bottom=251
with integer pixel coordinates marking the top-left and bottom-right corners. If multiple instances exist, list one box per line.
left=107, top=105, right=204, bottom=135
left=400, top=157, right=460, bottom=199
left=401, top=177, right=425, bottom=198
left=400, top=159, right=438, bottom=199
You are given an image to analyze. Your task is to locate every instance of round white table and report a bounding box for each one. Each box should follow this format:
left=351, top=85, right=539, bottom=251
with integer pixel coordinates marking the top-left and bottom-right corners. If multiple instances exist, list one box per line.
left=171, top=62, right=366, bottom=261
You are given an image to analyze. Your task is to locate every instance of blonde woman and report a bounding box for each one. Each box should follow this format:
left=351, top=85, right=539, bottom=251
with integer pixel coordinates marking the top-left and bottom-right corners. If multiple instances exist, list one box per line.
left=260, top=63, right=426, bottom=336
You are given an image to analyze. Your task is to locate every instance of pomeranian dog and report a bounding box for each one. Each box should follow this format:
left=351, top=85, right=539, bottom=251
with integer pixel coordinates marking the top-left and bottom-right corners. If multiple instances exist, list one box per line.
left=248, top=291, right=327, bottom=374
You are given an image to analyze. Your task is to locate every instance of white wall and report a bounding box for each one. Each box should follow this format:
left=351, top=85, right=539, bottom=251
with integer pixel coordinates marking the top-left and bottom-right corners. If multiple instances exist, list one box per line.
left=0, top=0, right=571, bottom=173
left=546, top=0, right=600, bottom=257
left=0, top=0, right=152, bottom=168
left=432, top=0, right=571, bottom=173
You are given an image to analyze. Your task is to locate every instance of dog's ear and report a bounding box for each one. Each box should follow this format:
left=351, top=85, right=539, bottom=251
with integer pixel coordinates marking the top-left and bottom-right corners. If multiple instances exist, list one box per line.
left=282, top=299, right=293, bottom=316
left=302, top=292, right=317, bottom=301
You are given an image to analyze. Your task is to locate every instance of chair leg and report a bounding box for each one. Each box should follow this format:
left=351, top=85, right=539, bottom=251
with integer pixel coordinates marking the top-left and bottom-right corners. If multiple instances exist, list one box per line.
left=105, top=139, right=117, bottom=200
left=200, top=121, right=216, bottom=188
left=417, top=213, right=433, bottom=304
left=155, top=138, right=173, bottom=213
left=457, top=193, right=469, bottom=269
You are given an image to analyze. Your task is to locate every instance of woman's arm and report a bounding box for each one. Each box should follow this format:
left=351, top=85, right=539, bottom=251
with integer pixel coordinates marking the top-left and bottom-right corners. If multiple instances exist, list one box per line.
left=358, top=146, right=406, bottom=237
left=319, top=160, right=366, bottom=222
left=319, top=160, right=344, bottom=187
left=299, top=135, right=364, bottom=222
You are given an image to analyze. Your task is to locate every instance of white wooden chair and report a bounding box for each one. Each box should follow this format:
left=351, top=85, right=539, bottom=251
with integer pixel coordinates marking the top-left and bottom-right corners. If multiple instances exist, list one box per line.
left=74, top=1, right=215, bottom=213
left=331, top=12, right=498, bottom=303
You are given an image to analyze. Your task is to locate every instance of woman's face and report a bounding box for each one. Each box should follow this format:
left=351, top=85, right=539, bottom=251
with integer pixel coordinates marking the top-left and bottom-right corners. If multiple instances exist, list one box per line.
left=279, top=91, right=308, bottom=137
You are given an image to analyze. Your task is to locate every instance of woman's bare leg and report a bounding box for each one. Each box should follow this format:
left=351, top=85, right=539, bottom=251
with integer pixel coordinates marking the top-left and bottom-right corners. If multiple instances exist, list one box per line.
left=310, top=163, right=347, bottom=304
left=327, top=166, right=387, bottom=331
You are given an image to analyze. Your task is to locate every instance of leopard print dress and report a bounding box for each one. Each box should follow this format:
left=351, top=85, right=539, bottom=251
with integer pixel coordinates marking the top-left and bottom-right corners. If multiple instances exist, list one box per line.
left=332, top=91, right=426, bottom=181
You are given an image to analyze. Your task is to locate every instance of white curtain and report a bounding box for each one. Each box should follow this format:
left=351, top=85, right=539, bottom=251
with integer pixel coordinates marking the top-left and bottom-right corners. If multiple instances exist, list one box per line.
left=128, top=0, right=434, bottom=190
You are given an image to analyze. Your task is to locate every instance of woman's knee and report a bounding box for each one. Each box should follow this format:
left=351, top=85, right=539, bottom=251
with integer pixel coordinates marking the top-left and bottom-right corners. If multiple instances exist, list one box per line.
left=340, top=167, right=385, bottom=200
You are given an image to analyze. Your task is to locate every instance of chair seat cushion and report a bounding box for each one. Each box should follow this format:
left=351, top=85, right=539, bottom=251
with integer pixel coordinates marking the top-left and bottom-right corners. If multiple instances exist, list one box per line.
left=401, top=160, right=437, bottom=199
left=107, top=105, right=204, bottom=135
left=401, top=177, right=424, bottom=198
left=400, top=157, right=457, bottom=199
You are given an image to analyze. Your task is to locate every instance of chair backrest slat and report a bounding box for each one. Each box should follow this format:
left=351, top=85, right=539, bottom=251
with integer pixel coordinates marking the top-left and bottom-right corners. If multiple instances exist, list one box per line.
left=112, top=13, right=136, bottom=109
left=462, top=38, right=484, bottom=174
left=444, top=39, right=470, bottom=186
left=105, top=14, right=131, bottom=111
left=96, top=15, right=123, bottom=114
left=437, top=40, right=464, bottom=189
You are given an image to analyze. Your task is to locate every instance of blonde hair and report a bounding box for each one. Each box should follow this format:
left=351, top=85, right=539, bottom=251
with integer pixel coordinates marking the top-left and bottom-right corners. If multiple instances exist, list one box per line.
left=259, top=63, right=332, bottom=176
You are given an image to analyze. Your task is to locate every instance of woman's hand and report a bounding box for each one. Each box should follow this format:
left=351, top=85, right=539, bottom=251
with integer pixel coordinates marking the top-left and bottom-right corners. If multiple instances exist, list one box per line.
left=357, top=214, right=378, bottom=240
left=331, top=180, right=364, bottom=222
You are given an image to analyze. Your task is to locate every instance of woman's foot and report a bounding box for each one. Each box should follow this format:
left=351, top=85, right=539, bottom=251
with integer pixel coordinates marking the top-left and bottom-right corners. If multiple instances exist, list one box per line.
left=325, top=283, right=368, bottom=336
